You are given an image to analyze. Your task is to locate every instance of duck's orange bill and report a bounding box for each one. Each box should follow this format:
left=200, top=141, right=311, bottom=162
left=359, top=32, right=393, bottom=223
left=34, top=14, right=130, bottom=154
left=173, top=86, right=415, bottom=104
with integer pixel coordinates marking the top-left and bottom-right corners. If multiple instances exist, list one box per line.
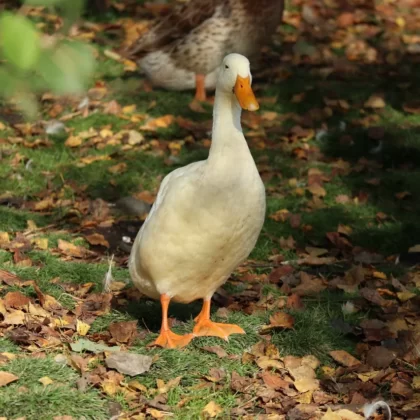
left=234, top=75, right=259, bottom=111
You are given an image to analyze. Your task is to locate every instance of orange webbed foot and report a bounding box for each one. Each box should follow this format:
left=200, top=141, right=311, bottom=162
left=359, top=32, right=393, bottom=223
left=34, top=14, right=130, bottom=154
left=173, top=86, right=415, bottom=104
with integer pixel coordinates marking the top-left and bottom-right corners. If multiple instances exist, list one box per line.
left=193, top=319, right=245, bottom=341
left=149, top=330, right=194, bottom=349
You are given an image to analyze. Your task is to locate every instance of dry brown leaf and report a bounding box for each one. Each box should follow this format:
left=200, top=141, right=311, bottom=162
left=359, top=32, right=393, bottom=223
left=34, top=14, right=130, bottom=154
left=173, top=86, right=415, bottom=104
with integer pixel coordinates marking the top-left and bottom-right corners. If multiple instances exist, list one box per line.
left=261, top=311, right=295, bottom=333
left=0, top=269, right=24, bottom=286
left=57, top=239, right=91, bottom=259
left=294, top=377, right=320, bottom=393
left=201, top=345, right=228, bottom=358
left=261, top=371, right=291, bottom=390
left=0, top=371, right=19, bottom=387
left=329, top=350, right=361, bottom=367
left=364, top=94, right=386, bottom=109
left=157, top=376, right=182, bottom=394
left=292, top=275, right=326, bottom=296
left=33, top=283, right=62, bottom=312
left=84, top=233, right=110, bottom=248
left=109, top=320, right=138, bottom=343
left=308, top=183, right=326, bottom=197
left=108, top=162, right=127, bottom=174
left=4, top=291, right=30, bottom=309
left=3, top=309, right=26, bottom=325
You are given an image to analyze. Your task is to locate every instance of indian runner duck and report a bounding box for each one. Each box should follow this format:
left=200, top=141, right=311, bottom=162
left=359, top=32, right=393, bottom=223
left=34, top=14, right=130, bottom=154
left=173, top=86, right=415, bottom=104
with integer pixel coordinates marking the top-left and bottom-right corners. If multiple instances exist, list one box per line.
left=129, top=53, right=266, bottom=348
left=125, top=0, right=284, bottom=101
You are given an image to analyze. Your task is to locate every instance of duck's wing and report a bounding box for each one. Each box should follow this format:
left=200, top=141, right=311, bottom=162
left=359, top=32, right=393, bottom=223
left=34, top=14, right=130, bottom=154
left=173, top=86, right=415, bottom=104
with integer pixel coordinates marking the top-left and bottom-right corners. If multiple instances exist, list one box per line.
left=125, top=0, right=222, bottom=59
left=143, top=160, right=205, bottom=223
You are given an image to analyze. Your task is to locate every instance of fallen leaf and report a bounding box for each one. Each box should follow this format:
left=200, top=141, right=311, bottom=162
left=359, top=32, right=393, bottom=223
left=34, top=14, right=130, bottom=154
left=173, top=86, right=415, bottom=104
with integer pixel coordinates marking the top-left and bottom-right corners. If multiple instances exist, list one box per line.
left=84, top=233, right=110, bottom=248
left=70, top=339, right=120, bottom=353
left=0, top=231, right=10, bottom=246
left=108, top=162, right=127, bottom=174
left=364, top=94, right=386, bottom=109
left=202, top=401, right=223, bottom=418
left=3, top=309, right=25, bottom=325
left=329, top=350, right=361, bottom=367
left=261, top=311, right=295, bottom=333
left=321, top=408, right=341, bottom=420
left=261, top=371, right=291, bottom=390
left=105, top=352, right=153, bottom=376
left=39, top=376, right=54, bottom=386
left=58, top=239, right=91, bottom=259
left=294, top=377, right=320, bottom=392
left=366, top=346, right=396, bottom=369
left=156, top=376, right=182, bottom=394
left=140, top=115, right=174, bottom=131
left=335, top=409, right=364, bottom=420
left=109, top=320, right=138, bottom=343
left=0, top=371, right=19, bottom=387
left=201, top=345, right=228, bottom=358
left=65, top=135, right=83, bottom=147
left=4, top=291, right=30, bottom=309
left=308, top=183, right=326, bottom=197
left=76, top=320, right=91, bottom=336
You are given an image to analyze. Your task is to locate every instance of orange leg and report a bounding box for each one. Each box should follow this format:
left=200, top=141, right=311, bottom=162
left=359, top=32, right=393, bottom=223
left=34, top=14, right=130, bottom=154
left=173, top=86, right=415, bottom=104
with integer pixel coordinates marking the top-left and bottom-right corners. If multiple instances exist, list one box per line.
left=150, top=294, right=194, bottom=349
left=194, top=74, right=207, bottom=102
left=193, top=298, right=245, bottom=340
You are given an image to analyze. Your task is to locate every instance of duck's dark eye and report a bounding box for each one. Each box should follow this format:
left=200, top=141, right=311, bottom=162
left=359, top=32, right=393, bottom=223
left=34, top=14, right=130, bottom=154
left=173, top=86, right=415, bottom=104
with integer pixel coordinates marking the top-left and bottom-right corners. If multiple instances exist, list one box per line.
left=225, top=65, right=229, bottom=69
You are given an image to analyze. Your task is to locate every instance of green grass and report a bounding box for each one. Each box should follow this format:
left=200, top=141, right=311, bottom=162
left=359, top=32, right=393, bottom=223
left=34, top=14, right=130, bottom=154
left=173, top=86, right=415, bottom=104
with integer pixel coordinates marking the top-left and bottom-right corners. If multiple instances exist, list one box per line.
left=1, top=2, right=420, bottom=418
left=0, top=357, right=107, bottom=419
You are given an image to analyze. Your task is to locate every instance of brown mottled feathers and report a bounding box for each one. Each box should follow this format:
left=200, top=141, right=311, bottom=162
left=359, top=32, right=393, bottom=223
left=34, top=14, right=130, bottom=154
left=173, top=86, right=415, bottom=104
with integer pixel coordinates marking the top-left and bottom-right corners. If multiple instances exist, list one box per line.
left=126, top=0, right=224, bottom=59
left=126, top=0, right=284, bottom=60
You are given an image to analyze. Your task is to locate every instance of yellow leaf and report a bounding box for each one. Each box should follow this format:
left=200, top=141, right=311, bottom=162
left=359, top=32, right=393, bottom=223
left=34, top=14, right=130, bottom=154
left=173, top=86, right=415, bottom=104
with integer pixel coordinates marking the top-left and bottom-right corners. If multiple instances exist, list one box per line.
left=102, top=380, right=118, bottom=396
left=76, top=319, right=91, bottom=336
left=39, top=376, right=54, bottom=386
left=65, top=135, right=82, bottom=147
left=0, top=122, right=6, bottom=130
left=122, top=104, right=136, bottom=114
left=0, top=231, right=10, bottom=246
left=295, top=389, right=313, bottom=403
left=357, top=371, right=379, bottom=382
left=413, top=376, right=420, bottom=390
left=397, top=291, right=416, bottom=302
left=33, top=237, right=48, bottom=250
left=100, top=128, right=114, bottom=138
left=373, top=271, right=387, bottom=280
left=140, top=115, right=174, bottom=131
left=202, top=401, right=223, bottom=418
left=27, top=220, right=38, bottom=230
left=396, top=17, right=405, bottom=28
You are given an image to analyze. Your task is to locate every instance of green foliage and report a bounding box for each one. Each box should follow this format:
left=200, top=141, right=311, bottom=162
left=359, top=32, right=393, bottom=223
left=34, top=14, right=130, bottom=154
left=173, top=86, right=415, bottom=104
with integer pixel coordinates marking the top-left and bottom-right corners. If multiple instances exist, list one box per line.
left=0, top=12, right=40, bottom=71
left=0, top=0, right=95, bottom=117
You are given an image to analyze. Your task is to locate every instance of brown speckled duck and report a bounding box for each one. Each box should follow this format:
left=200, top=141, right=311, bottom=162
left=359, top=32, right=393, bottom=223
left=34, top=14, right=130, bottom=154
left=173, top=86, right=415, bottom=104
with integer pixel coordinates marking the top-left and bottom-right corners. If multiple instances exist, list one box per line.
left=126, top=0, right=284, bottom=101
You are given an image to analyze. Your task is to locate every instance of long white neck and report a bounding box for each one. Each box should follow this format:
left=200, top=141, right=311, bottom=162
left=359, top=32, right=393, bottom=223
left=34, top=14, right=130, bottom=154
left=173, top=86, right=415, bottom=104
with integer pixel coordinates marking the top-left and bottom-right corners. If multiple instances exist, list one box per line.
left=208, top=88, right=250, bottom=165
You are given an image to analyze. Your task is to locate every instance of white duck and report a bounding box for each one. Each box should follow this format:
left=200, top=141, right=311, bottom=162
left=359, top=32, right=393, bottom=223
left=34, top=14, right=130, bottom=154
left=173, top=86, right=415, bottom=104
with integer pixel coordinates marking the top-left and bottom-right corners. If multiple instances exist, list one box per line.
left=129, top=53, right=266, bottom=348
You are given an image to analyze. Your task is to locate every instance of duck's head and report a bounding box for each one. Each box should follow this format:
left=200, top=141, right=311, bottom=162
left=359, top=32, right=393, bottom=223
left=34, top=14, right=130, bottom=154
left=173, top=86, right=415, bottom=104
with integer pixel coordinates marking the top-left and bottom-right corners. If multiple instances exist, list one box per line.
left=218, top=53, right=259, bottom=112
